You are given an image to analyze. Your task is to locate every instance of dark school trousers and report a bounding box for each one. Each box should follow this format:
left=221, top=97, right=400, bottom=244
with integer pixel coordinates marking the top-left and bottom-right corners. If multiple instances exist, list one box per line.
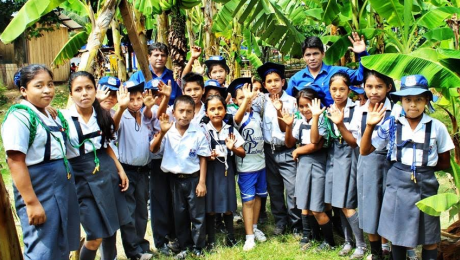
left=170, top=173, right=206, bottom=250
left=120, top=164, right=150, bottom=257
left=150, top=159, right=176, bottom=248
left=264, top=144, right=301, bottom=229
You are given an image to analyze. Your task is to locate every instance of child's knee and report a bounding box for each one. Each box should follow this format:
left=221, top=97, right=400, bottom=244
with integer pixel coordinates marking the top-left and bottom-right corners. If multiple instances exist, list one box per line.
left=244, top=199, right=255, bottom=207
left=423, top=244, right=437, bottom=250
left=85, top=238, right=103, bottom=250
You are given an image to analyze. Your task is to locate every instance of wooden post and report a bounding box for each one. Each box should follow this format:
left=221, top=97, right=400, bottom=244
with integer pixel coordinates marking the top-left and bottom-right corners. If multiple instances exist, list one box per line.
left=0, top=173, right=23, bottom=260
left=119, top=0, right=152, bottom=82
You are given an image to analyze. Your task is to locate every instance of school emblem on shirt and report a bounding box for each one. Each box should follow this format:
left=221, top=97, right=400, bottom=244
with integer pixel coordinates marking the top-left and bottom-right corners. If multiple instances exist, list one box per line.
left=189, top=149, right=197, bottom=157
left=405, top=75, right=417, bottom=86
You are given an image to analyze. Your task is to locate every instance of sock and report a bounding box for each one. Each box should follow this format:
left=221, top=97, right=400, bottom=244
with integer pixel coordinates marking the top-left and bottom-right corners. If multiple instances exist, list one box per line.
left=422, top=248, right=437, bottom=260
left=308, top=215, right=322, bottom=241
left=223, top=213, right=235, bottom=239
left=80, top=245, right=97, bottom=260
left=253, top=224, right=258, bottom=230
left=382, top=242, right=390, bottom=251
left=260, top=197, right=267, bottom=214
left=332, top=207, right=344, bottom=237
left=392, top=245, right=407, bottom=260
left=340, top=211, right=353, bottom=244
left=301, top=214, right=311, bottom=240
left=346, top=212, right=366, bottom=248
left=407, top=248, right=417, bottom=257
left=101, top=234, right=117, bottom=260
left=206, top=214, right=216, bottom=244
left=319, top=221, right=336, bottom=247
left=246, top=234, right=255, bottom=241
left=370, top=241, right=382, bottom=257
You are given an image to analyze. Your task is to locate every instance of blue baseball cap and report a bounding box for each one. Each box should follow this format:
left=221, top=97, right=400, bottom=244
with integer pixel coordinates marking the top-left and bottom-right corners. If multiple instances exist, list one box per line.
left=204, top=79, right=227, bottom=97
left=123, top=80, right=145, bottom=93
left=390, top=75, right=433, bottom=101
left=145, top=79, right=163, bottom=91
left=98, top=76, right=120, bottom=91
left=349, top=85, right=365, bottom=95
left=227, top=77, right=252, bottom=98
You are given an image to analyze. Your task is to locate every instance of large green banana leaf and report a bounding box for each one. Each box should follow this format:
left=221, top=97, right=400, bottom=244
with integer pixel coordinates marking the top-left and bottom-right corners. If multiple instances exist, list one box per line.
left=416, top=193, right=460, bottom=217
left=417, top=6, right=460, bottom=29
left=60, top=0, right=89, bottom=18
left=0, top=0, right=66, bottom=44
left=369, top=0, right=408, bottom=27
left=52, top=30, right=89, bottom=67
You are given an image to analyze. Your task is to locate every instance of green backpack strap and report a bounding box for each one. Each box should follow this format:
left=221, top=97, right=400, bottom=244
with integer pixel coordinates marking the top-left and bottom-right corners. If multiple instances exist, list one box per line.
left=3, top=104, right=39, bottom=148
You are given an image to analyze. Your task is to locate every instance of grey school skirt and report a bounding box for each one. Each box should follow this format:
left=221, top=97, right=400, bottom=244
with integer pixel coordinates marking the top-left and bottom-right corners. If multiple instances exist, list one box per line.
left=331, top=141, right=359, bottom=209
left=324, top=146, right=334, bottom=204
left=295, top=149, right=327, bottom=212
left=378, top=162, right=440, bottom=247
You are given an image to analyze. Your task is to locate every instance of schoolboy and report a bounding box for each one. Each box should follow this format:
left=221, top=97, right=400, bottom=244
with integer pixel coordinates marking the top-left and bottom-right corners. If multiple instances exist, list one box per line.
left=150, top=95, right=211, bottom=259
left=253, top=62, right=302, bottom=235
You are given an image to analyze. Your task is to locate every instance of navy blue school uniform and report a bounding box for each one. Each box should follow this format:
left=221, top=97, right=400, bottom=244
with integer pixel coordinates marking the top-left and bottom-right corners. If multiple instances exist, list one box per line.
left=372, top=113, right=454, bottom=247
left=2, top=100, right=80, bottom=260
left=292, top=119, right=328, bottom=212
left=62, top=105, right=130, bottom=240
left=349, top=98, right=398, bottom=234
left=204, top=122, right=244, bottom=213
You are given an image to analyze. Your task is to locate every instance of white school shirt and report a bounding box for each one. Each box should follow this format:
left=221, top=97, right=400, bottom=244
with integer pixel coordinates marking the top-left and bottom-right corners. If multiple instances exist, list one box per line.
left=62, top=105, right=107, bottom=159
left=253, top=91, right=297, bottom=145
left=348, top=98, right=399, bottom=147
left=204, top=121, right=245, bottom=157
left=372, top=114, right=454, bottom=167
left=109, top=109, right=119, bottom=158
left=234, top=111, right=265, bottom=172
left=166, top=102, right=206, bottom=125
left=145, top=105, right=163, bottom=159
left=2, top=100, right=67, bottom=166
left=117, top=108, right=152, bottom=166
left=159, top=122, right=211, bottom=174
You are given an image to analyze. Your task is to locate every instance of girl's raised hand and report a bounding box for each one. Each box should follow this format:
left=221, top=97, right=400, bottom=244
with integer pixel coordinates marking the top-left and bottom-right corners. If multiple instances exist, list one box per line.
left=271, top=94, right=283, bottom=111
left=143, top=89, right=158, bottom=108
left=327, top=104, right=345, bottom=124
left=225, top=133, right=237, bottom=150
left=242, top=83, right=256, bottom=101
left=117, top=86, right=130, bottom=109
left=96, top=85, right=110, bottom=101
left=278, top=108, right=295, bottom=126
left=159, top=113, right=173, bottom=133
left=367, top=103, right=386, bottom=126
left=308, top=98, right=325, bottom=117
left=158, top=80, right=172, bottom=98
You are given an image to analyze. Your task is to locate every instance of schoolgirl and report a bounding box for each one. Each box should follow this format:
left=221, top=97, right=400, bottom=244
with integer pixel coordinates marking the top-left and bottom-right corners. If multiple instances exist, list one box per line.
left=332, top=70, right=398, bottom=259
left=62, top=71, right=130, bottom=260
left=360, top=75, right=454, bottom=260
left=204, top=95, right=245, bottom=248
left=310, top=72, right=366, bottom=258
left=2, top=64, right=80, bottom=260
left=281, top=88, right=335, bottom=251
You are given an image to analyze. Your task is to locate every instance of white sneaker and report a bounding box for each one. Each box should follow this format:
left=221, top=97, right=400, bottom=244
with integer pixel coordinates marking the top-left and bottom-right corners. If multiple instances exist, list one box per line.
left=254, top=228, right=267, bottom=242
left=243, top=239, right=256, bottom=251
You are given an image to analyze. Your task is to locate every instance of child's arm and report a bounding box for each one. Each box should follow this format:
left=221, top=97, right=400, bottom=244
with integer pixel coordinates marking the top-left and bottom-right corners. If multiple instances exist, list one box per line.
left=309, top=98, right=326, bottom=144
left=292, top=139, right=325, bottom=161
left=436, top=152, right=451, bottom=171
left=156, top=80, right=172, bottom=119
left=234, top=84, right=254, bottom=125
left=150, top=113, right=173, bottom=153
left=113, top=86, right=130, bottom=131
left=196, top=156, right=207, bottom=197
left=225, top=133, right=246, bottom=158
left=360, top=103, right=385, bottom=155
left=278, top=109, right=296, bottom=148
left=106, top=145, right=129, bottom=192
left=7, top=151, right=46, bottom=225
left=328, top=104, right=357, bottom=148
left=182, top=46, right=202, bottom=78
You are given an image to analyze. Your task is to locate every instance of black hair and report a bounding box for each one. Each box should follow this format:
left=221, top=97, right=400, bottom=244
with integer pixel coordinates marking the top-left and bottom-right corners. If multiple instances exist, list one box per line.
left=14, top=64, right=53, bottom=90
left=148, top=42, right=169, bottom=56
left=173, top=95, right=195, bottom=110
left=69, top=71, right=115, bottom=142
left=301, top=36, right=324, bottom=56
left=329, top=72, right=351, bottom=87
left=181, top=72, right=204, bottom=89
left=253, top=78, right=263, bottom=85
left=206, top=63, right=230, bottom=78
left=204, top=95, right=227, bottom=112
left=296, top=88, right=318, bottom=105
left=363, top=69, right=396, bottom=97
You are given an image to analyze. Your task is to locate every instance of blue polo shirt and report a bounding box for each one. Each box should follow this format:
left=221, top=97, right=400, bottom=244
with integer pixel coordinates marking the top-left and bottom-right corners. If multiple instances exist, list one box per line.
left=129, top=65, right=182, bottom=105
left=287, top=52, right=368, bottom=106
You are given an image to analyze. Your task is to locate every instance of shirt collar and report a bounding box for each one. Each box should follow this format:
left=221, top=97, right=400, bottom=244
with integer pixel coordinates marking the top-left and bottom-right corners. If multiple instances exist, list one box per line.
left=69, top=104, right=97, bottom=118
left=149, top=65, right=171, bottom=79
left=171, top=121, right=198, bottom=135
left=362, top=97, right=392, bottom=111
left=207, top=121, right=230, bottom=132
left=301, top=62, right=329, bottom=78
left=20, top=100, right=51, bottom=118
left=398, top=113, right=432, bottom=132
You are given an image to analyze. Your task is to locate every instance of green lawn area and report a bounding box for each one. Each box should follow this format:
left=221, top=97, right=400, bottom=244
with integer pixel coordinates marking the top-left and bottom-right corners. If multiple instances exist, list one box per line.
left=0, top=86, right=457, bottom=259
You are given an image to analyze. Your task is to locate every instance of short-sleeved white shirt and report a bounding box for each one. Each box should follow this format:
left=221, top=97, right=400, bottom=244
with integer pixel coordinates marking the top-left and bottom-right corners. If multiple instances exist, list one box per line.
left=117, top=109, right=152, bottom=166
left=2, top=100, right=67, bottom=166
left=372, top=114, right=454, bottom=167
left=159, top=122, right=211, bottom=174
left=293, top=119, right=313, bottom=145
left=61, top=105, right=107, bottom=159
left=253, top=91, right=297, bottom=145
left=234, top=111, right=265, bottom=172
left=204, top=121, right=244, bottom=157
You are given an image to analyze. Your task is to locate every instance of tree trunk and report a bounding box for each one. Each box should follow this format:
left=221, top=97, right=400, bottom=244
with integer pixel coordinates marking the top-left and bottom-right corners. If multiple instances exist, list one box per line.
left=111, top=18, right=127, bottom=81
left=168, top=4, right=187, bottom=79
left=374, top=13, right=385, bottom=54
left=203, top=0, right=218, bottom=58
left=13, top=33, right=26, bottom=67
left=0, top=174, right=23, bottom=260
left=186, top=9, right=196, bottom=47
left=157, top=12, right=172, bottom=69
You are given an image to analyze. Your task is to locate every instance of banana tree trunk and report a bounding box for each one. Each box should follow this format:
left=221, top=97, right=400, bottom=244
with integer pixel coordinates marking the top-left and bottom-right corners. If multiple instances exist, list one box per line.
left=374, top=13, right=385, bottom=54
left=0, top=174, right=22, bottom=260
left=168, top=4, right=187, bottom=79
left=111, top=18, right=127, bottom=81
left=204, top=0, right=218, bottom=58
left=78, top=0, right=119, bottom=73
left=157, top=12, right=172, bottom=69
left=186, top=9, right=196, bottom=46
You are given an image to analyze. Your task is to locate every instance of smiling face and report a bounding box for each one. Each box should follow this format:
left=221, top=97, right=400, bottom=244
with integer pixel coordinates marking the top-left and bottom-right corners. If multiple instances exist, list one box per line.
left=183, top=82, right=204, bottom=105
left=298, top=96, right=313, bottom=120
left=205, top=97, right=226, bottom=127
left=173, top=101, right=194, bottom=127
left=20, top=70, right=55, bottom=113
left=329, top=78, right=350, bottom=106
left=209, top=64, right=227, bottom=85
left=364, top=75, right=391, bottom=105
left=303, top=47, right=324, bottom=71
left=70, top=76, right=96, bottom=109
left=148, top=49, right=167, bottom=70
left=263, top=72, right=285, bottom=96
left=401, top=94, right=428, bottom=119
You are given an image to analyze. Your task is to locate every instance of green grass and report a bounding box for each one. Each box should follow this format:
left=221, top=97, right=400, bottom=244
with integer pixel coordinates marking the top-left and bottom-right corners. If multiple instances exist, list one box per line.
left=0, top=87, right=458, bottom=259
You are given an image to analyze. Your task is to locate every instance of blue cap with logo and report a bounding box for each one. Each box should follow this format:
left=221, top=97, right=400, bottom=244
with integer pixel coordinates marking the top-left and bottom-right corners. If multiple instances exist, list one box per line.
left=123, top=80, right=145, bottom=93
left=98, top=76, right=121, bottom=91
left=204, top=79, right=227, bottom=97
left=145, top=79, right=163, bottom=91
left=390, top=75, right=433, bottom=101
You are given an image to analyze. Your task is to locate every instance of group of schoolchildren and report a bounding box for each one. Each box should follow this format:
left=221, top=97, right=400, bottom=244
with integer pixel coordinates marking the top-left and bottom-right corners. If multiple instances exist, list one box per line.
left=1, top=35, right=454, bottom=260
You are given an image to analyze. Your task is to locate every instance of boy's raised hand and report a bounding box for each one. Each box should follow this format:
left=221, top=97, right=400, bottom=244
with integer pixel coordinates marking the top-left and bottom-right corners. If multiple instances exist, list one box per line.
left=271, top=93, right=283, bottom=111
left=366, top=103, right=386, bottom=126
left=348, top=31, right=366, bottom=54
left=117, top=86, right=130, bottom=109
left=278, top=108, right=295, bottom=126
left=159, top=113, right=173, bottom=133
left=225, top=133, right=237, bottom=150
left=142, top=89, right=158, bottom=108
left=158, top=80, right=172, bottom=98
left=191, top=46, right=202, bottom=59
left=96, top=85, right=110, bottom=101
left=242, top=83, right=256, bottom=101
left=327, top=104, right=345, bottom=124
left=309, top=98, right=325, bottom=117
